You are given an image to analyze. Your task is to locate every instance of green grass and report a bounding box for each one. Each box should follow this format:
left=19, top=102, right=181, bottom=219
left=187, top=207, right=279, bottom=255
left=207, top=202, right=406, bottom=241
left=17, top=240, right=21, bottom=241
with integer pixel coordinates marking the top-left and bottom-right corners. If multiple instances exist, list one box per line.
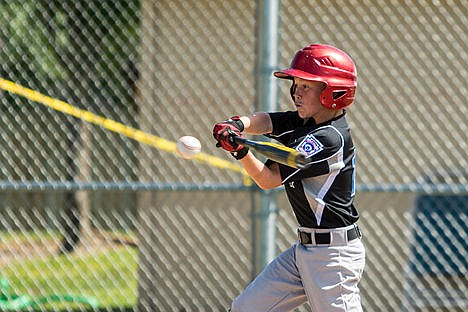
left=1, top=246, right=138, bottom=311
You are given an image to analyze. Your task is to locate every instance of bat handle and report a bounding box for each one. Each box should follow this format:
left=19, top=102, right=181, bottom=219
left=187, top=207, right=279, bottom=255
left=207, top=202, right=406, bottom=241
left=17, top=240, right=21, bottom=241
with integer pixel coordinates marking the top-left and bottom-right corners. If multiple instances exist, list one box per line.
left=234, top=136, right=311, bottom=169
left=232, top=135, right=245, bottom=144
left=294, top=153, right=311, bottom=168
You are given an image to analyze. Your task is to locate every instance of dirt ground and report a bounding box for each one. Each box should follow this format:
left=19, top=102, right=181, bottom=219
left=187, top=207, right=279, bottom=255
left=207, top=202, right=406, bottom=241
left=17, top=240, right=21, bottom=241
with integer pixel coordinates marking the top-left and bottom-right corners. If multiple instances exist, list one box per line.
left=0, top=231, right=137, bottom=267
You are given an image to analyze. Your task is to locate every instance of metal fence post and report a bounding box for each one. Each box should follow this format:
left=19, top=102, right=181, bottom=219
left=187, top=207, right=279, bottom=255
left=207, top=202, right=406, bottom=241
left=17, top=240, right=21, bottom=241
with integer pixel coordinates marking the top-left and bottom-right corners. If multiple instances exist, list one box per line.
left=252, top=0, right=280, bottom=276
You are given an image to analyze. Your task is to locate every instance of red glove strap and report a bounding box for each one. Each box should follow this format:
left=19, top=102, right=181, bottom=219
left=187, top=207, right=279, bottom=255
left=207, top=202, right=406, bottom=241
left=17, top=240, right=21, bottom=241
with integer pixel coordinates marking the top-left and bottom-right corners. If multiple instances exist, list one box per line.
left=213, top=123, right=245, bottom=152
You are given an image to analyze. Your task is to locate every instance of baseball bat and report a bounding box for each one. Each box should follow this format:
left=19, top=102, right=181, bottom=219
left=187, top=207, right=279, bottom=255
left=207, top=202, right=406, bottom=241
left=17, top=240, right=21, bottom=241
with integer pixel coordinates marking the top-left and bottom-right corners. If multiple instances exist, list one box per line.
left=233, top=136, right=310, bottom=169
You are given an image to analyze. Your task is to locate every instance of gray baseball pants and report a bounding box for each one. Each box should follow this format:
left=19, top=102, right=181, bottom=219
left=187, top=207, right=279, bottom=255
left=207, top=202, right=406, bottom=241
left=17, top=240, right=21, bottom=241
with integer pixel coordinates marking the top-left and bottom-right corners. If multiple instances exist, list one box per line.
left=231, top=225, right=366, bottom=311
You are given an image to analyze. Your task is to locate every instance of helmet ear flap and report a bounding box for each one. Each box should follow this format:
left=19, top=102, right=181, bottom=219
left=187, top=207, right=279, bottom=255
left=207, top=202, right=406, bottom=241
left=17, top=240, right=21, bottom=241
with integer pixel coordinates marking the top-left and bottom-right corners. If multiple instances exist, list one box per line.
left=320, top=86, right=334, bottom=108
left=321, top=86, right=356, bottom=109
left=332, top=90, right=347, bottom=100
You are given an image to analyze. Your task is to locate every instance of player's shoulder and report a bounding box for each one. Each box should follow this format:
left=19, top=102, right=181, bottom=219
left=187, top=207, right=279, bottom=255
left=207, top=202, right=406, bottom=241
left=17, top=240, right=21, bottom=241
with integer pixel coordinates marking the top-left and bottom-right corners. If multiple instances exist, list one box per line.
left=270, top=110, right=304, bottom=124
left=268, top=111, right=303, bottom=138
left=310, top=125, right=343, bottom=149
left=314, top=113, right=349, bottom=142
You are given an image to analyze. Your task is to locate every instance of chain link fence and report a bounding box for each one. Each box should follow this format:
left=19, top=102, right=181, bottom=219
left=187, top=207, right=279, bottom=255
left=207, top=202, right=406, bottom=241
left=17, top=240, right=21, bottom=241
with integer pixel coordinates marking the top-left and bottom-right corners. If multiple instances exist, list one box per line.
left=0, top=0, right=467, bottom=311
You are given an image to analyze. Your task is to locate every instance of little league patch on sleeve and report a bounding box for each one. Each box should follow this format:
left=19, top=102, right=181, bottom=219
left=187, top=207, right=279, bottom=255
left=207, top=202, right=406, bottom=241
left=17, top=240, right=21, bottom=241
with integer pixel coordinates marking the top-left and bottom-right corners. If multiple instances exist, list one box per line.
left=296, top=134, right=323, bottom=156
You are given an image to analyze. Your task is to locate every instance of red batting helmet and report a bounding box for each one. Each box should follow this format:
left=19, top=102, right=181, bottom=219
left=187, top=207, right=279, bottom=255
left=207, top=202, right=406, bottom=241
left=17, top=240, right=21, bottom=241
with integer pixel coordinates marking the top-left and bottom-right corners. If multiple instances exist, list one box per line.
left=274, top=44, right=357, bottom=110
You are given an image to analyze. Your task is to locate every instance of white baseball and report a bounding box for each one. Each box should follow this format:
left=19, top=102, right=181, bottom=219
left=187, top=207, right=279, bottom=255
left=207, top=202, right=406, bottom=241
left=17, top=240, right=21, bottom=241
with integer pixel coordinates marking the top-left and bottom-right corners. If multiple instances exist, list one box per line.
left=176, top=136, right=202, bottom=159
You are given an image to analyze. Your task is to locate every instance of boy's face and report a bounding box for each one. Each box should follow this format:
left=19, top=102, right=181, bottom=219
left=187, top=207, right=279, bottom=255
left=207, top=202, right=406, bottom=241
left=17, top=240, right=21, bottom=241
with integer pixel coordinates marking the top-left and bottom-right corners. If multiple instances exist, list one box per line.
left=292, top=78, right=327, bottom=120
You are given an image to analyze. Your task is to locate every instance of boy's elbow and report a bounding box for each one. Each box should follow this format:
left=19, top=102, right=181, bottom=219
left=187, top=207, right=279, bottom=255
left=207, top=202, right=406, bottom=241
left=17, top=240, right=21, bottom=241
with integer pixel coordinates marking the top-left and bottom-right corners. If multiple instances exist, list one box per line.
left=256, top=183, right=271, bottom=190
left=255, top=180, right=281, bottom=190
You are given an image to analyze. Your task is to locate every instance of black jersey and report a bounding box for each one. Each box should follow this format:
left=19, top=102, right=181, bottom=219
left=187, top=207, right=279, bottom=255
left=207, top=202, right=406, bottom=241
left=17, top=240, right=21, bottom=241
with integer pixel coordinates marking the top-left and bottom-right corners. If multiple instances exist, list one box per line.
left=266, top=111, right=359, bottom=228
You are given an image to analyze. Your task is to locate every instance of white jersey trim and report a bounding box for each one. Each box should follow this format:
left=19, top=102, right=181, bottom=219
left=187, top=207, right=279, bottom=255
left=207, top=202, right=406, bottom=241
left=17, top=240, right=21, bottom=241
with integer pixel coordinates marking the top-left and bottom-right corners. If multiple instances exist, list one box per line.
left=268, top=130, right=294, bottom=139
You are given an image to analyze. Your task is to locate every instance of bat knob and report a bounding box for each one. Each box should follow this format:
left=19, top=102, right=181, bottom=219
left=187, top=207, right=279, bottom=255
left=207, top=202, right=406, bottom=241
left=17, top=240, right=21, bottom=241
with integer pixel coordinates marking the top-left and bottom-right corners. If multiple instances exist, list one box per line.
left=295, top=153, right=310, bottom=168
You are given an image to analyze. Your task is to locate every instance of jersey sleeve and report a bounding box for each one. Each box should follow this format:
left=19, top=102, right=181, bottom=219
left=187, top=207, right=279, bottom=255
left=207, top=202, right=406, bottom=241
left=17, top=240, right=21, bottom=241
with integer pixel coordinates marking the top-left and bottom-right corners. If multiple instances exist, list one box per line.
left=280, top=126, right=345, bottom=183
left=266, top=111, right=302, bottom=145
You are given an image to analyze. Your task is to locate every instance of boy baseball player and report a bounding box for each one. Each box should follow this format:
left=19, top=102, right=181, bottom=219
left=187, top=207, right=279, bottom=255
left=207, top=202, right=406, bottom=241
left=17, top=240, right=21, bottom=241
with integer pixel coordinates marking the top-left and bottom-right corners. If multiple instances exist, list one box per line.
left=213, top=43, right=365, bottom=311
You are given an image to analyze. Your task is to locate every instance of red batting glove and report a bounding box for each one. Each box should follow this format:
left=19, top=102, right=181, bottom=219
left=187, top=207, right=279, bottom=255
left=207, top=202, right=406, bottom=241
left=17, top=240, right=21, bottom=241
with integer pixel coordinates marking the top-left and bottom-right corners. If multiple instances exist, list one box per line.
left=213, top=123, right=243, bottom=152
left=212, top=116, right=245, bottom=148
left=212, top=123, right=249, bottom=159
